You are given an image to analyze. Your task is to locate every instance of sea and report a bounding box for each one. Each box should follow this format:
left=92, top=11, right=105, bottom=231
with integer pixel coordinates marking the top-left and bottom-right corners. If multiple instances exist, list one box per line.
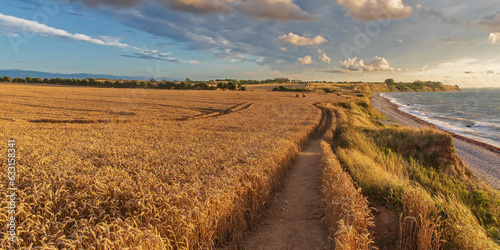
left=380, top=89, right=500, bottom=148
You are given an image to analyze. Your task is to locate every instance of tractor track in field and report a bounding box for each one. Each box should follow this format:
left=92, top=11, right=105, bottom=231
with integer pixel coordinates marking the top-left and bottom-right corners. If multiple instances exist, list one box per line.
left=177, top=102, right=254, bottom=121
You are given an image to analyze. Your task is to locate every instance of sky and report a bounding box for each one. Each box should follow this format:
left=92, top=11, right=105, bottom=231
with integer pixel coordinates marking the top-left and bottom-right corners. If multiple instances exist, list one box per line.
left=0, top=0, right=499, bottom=87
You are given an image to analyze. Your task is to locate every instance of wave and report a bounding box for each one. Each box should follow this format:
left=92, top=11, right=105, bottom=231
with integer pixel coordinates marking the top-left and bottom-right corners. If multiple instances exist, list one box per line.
left=473, top=121, right=500, bottom=130
left=381, top=92, right=500, bottom=148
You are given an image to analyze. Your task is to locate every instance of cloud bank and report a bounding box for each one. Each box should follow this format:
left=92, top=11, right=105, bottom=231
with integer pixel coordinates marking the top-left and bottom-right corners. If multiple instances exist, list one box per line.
left=278, top=32, right=327, bottom=45
left=339, top=56, right=405, bottom=71
left=72, top=0, right=314, bottom=21
left=479, top=12, right=500, bottom=32
left=337, top=0, right=412, bottom=22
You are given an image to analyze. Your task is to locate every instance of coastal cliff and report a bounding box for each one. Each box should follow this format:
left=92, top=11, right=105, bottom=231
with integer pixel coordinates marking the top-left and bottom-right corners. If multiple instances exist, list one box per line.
left=368, top=81, right=460, bottom=92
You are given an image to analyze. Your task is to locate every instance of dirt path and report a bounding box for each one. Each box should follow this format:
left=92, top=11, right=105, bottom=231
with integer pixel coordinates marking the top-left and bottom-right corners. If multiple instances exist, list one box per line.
left=240, top=137, right=331, bottom=249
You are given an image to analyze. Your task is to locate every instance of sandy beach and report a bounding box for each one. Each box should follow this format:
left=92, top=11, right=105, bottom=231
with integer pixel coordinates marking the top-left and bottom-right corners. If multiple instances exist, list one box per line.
left=372, top=93, right=500, bottom=189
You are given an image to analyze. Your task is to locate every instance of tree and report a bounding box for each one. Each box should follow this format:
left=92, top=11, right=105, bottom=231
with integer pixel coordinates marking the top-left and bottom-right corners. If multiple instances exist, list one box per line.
left=131, top=80, right=140, bottom=88
left=2, top=76, right=12, bottom=82
left=217, top=82, right=227, bottom=90
left=179, top=81, right=191, bottom=89
left=13, top=78, right=26, bottom=83
left=227, top=81, right=237, bottom=90
left=385, top=78, right=395, bottom=84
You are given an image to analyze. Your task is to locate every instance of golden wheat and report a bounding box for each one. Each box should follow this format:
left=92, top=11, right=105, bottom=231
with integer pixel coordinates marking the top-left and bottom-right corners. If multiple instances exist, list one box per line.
left=0, top=83, right=335, bottom=249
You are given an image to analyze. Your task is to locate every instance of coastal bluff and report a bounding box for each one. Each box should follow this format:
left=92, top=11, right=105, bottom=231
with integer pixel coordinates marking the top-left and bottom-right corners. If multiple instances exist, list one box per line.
left=367, top=81, right=461, bottom=92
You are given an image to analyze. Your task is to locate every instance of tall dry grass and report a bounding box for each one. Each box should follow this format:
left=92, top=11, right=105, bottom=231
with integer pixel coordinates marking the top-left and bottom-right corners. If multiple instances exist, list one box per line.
left=398, top=188, right=444, bottom=250
left=0, top=84, right=335, bottom=249
left=326, top=97, right=500, bottom=249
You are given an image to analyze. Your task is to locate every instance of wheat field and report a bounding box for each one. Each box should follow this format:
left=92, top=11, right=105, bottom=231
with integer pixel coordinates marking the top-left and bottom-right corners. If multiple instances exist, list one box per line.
left=0, top=83, right=335, bottom=249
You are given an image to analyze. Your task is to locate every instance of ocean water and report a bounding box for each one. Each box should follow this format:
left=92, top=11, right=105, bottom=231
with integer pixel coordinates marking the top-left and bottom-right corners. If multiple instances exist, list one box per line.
left=380, top=89, right=500, bottom=148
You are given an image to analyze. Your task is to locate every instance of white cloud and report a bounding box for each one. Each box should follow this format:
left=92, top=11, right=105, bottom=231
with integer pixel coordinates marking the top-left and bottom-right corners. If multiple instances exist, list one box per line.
left=280, top=47, right=287, bottom=51
left=337, top=0, right=412, bottom=22
left=239, top=0, right=315, bottom=21
left=489, top=32, right=500, bottom=44
left=297, top=55, right=313, bottom=65
left=0, top=13, right=198, bottom=63
left=317, top=49, right=331, bottom=63
left=182, top=59, right=202, bottom=64
left=278, top=32, right=327, bottom=46
left=0, top=13, right=128, bottom=47
left=340, top=56, right=405, bottom=71
left=418, top=65, right=428, bottom=71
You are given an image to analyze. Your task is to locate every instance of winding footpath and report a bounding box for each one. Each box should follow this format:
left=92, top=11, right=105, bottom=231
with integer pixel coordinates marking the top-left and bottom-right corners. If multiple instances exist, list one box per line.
left=372, top=93, right=500, bottom=189
left=240, top=137, right=331, bottom=249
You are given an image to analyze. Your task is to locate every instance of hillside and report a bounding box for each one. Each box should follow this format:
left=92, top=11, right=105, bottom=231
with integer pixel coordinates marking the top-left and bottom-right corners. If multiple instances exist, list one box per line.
left=368, top=81, right=461, bottom=92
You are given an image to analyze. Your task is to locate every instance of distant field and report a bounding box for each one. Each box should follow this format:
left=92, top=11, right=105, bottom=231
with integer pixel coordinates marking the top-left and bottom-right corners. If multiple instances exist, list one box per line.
left=0, top=83, right=335, bottom=248
left=245, top=83, right=307, bottom=91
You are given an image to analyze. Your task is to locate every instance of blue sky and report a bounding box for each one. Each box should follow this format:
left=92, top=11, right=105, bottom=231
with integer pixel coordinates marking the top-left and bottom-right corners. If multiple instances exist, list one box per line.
left=0, top=0, right=499, bottom=87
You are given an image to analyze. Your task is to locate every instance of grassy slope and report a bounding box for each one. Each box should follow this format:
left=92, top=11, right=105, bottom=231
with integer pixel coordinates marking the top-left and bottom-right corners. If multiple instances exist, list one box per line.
left=321, top=90, right=500, bottom=249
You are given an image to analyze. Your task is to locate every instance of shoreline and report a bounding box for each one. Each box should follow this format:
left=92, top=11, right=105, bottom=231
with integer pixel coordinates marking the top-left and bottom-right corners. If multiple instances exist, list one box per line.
left=376, top=93, right=500, bottom=155
left=372, top=92, right=500, bottom=189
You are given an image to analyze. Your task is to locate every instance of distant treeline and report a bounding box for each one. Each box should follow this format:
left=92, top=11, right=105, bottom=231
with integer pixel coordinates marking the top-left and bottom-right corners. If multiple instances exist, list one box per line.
left=0, top=76, right=300, bottom=90
left=272, top=86, right=311, bottom=92
left=215, top=78, right=292, bottom=85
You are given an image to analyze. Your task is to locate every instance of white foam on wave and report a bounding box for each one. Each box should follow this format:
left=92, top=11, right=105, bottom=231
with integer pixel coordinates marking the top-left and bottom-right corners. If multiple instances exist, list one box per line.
left=474, top=122, right=489, bottom=127
left=380, top=93, right=500, bottom=148
left=472, top=121, right=500, bottom=131
left=382, top=93, right=476, bottom=132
